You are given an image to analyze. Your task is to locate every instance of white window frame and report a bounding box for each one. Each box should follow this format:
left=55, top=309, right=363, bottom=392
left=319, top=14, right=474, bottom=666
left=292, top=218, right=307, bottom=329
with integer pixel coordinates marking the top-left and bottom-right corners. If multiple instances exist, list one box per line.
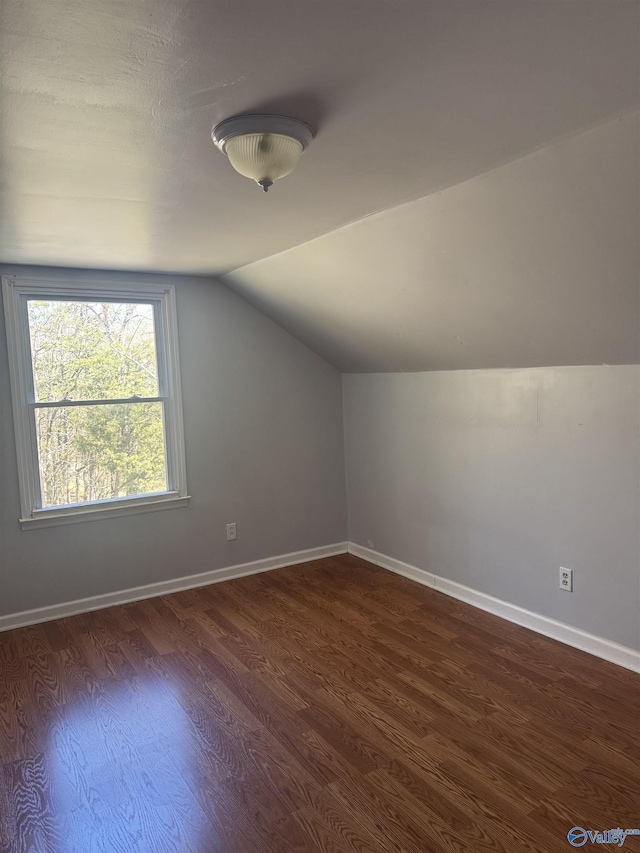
left=2, top=274, right=189, bottom=530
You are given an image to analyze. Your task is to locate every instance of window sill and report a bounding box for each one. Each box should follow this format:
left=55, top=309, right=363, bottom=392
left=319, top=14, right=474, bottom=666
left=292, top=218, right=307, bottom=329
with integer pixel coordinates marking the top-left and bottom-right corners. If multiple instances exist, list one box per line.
left=19, top=494, right=191, bottom=530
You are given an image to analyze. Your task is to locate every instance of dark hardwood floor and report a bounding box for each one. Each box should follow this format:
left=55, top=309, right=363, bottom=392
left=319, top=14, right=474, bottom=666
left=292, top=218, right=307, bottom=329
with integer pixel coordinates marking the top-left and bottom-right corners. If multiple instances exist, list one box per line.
left=1, top=554, right=638, bottom=852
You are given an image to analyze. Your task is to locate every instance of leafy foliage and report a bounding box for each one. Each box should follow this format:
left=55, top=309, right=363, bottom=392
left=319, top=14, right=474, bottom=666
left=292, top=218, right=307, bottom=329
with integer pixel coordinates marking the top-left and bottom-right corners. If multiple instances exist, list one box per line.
left=27, top=300, right=167, bottom=507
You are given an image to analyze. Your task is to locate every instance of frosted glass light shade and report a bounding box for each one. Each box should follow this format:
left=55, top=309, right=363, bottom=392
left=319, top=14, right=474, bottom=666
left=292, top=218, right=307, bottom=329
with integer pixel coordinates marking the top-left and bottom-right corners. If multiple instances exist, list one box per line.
left=225, top=133, right=303, bottom=184
left=212, top=114, right=314, bottom=191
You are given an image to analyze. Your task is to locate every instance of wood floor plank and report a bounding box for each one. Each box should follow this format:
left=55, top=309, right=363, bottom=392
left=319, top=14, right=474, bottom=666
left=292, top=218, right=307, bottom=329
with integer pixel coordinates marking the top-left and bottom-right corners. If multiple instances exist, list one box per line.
left=1, top=554, right=638, bottom=852
left=290, top=785, right=386, bottom=853
left=0, top=753, right=65, bottom=853
left=365, top=767, right=477, bottom=852
left=370, top=750, right=510, bottom=853
left=326, top=770, right=437, bottom=853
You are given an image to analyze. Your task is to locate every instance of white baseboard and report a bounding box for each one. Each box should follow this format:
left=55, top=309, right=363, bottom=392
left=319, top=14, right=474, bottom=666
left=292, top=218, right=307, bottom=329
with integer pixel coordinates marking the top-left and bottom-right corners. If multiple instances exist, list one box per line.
left=348, top=542, right=640, bottom=674
left=0, top=542, right=348, bottom=633
left=4, top=539, right=638, bottom=675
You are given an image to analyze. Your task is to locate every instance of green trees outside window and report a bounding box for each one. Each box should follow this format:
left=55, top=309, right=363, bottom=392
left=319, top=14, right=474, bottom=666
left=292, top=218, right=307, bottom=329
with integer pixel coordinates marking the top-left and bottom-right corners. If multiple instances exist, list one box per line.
left=27, top=300, right=167, bottom=507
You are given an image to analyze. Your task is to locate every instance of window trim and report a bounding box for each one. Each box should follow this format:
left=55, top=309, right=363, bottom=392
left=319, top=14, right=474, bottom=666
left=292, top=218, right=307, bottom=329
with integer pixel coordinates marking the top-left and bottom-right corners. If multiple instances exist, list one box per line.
left=2, top=274, right=190, bottom=529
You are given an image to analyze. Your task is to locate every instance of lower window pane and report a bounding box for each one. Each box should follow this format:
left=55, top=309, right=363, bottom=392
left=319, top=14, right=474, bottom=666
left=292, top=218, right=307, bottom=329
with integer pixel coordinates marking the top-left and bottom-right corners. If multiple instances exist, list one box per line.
left=35, top=403, right=168, bottom=508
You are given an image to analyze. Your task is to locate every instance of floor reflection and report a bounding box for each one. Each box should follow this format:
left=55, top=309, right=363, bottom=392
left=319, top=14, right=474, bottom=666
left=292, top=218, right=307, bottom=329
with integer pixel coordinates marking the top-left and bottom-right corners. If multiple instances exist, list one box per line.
left=48, top=679, right=210, bottom=852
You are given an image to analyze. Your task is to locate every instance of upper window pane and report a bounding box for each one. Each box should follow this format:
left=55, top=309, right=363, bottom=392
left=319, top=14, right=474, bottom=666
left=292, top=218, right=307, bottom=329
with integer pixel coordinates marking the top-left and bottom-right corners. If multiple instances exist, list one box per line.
left=27, top=300, right=159, bottom=401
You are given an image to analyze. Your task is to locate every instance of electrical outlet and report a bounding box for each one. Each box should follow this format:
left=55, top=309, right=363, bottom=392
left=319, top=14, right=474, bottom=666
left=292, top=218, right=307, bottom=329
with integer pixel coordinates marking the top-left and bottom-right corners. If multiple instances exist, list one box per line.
left=559, top=567, right=573, bottom=592
left=226, top=522, right=237, bottom=541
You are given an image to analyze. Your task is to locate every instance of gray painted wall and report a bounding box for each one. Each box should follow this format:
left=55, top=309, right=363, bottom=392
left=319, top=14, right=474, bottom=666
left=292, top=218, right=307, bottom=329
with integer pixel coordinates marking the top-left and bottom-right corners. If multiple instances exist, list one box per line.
left=343, top=366, right=640, bottom=650
left=0, top=267, right=347, bottom=616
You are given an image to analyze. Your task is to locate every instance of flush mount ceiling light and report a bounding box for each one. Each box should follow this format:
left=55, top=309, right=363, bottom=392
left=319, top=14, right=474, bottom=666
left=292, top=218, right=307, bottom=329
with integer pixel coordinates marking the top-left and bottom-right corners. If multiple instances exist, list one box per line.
left=211, top=114, right=314, bottom=192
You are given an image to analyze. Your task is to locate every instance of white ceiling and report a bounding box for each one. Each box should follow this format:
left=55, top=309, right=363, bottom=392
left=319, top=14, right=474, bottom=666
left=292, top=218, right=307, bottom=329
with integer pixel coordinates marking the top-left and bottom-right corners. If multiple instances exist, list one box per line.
left=1, top=1, right=638, bottom=370
left=225, top=113, right=640, bottom=372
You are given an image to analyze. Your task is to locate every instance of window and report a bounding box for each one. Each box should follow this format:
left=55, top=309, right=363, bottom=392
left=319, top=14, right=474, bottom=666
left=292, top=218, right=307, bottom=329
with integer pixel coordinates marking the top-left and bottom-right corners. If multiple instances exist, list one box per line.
left=2, top=275, right=189, bottom=529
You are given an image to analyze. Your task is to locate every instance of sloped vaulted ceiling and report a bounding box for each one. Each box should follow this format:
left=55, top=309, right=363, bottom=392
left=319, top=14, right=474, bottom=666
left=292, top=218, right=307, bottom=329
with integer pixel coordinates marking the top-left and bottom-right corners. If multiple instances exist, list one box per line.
left=1, top=0, right=638, bottom=371
left=224, top=113, right=640, bottom=372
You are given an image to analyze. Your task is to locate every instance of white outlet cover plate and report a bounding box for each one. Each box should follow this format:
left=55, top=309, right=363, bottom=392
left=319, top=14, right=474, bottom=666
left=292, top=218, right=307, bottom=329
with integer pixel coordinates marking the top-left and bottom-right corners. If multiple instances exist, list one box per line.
left=559, top=567, right=573, bottom=592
